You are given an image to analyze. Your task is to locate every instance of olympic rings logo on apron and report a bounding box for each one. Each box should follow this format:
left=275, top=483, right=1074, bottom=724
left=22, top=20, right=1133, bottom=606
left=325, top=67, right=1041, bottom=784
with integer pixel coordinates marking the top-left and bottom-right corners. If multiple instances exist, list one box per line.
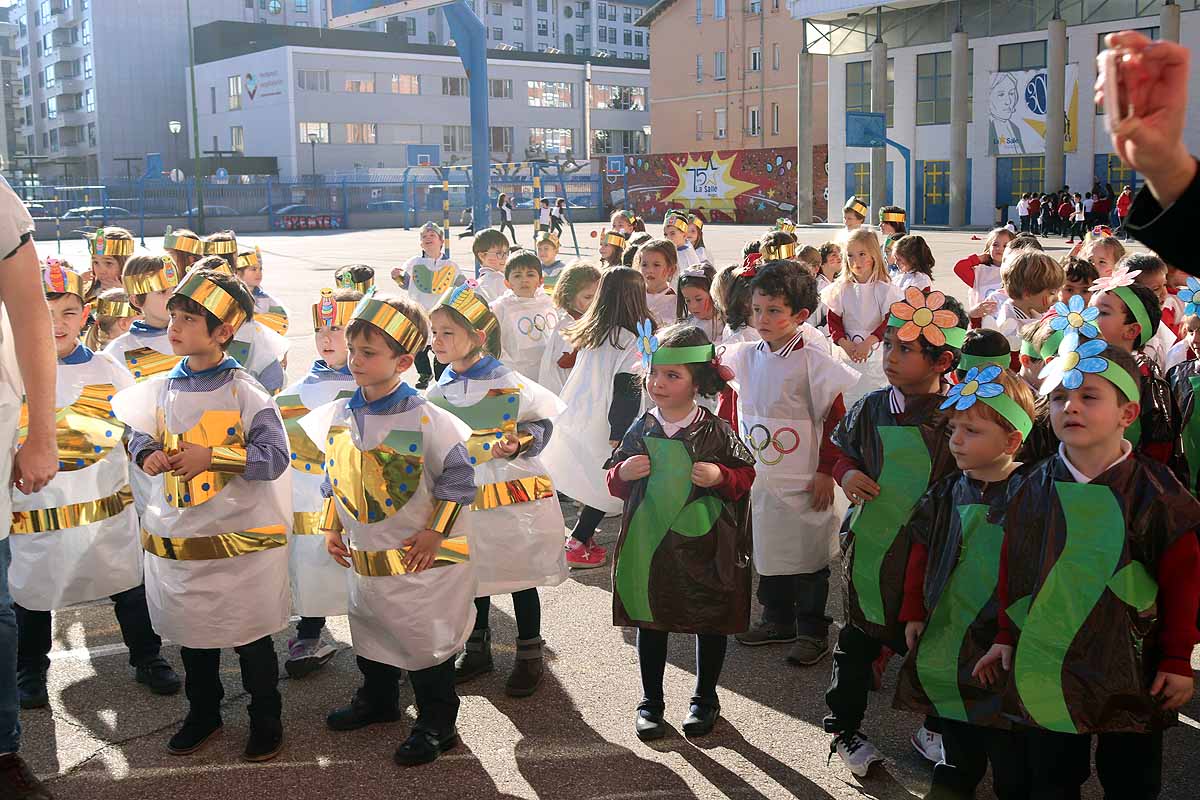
left=517, top=314, right=551, bottom=342
left=742, top=422, right=801, bottom=466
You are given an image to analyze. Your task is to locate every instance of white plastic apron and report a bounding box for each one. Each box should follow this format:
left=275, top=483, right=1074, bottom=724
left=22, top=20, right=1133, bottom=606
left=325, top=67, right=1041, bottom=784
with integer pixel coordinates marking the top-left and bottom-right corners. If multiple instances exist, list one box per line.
left=826, top=281, right=898, bottom=408
left=497, top=295, right=558, bottom=382
left=0, top=309, right=18, bottom=539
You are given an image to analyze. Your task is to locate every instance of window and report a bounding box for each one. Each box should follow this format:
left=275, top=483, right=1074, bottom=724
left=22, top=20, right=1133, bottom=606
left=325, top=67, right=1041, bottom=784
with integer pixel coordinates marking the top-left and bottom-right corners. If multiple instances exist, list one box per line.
left=715, top=108, right=727, bottom=139
left=46, top=96, right=57, bottom=121
left=847, top=162, right=871, bottom=206
left=295, top=0, right=309, bottom=10
left=749, top=47, right=761, bottom=72
left=210, top=86, right=216, bottom=115
left=915, top=50, right=973, bottom=125
left=40, top=33, right=52, bottom=58
left=489, top=78, right=513, bottom=99
left=87, top=123, right=96, bottom=148
left=49, top=129, right=58, bottom=153
left=444, top=125, right=471, bottom=152
left=771, top=102, right=780, bottom=135
left=773, top=43, right=780, bottom=70
left=1002, top=155, right=1045, bottom=204
left=404, top=17, right=417, bottom=36
left=513, top=17, right=523, bottom=31
left=598, top=25, right=607, bottom=42
left=599, top=2, right=609, bottom=17
left=298, top=122, right=329, bottom=143
left=83, top=54, right=93, bottom=79
left=529, top=127, right=573, bottom=154
left=537, top=19, right=549, bottom=36
left=624, top=30, right=632, bottom=46
left=634, top=31, right=643, bottom=47
left=695, top=0, right=702, bottom=24
left=296, top=69, right=329, bottom=91
left=527, top=80, right=574, bottom=108
left=20, top=46, right=27, bottom=68
left=695, top=110, right=703, bottom=141
left=84, top=88, right=94, bottom=112
left=845, top=59, right=894, bottom=127
left=231, top=126, right=244, bottom=153
left=389, top=74, right=420, bottom=94
left=228, top=75, right=242, bottom=110
left=343, top=72, right=375, bottom=93
left=748, top=106, right=761, bottom=136
left=345, top=123, right=378, bottom=144
left=715, top=0, right=726, bottom=18
left=489, top=1, right=502, bottom=13
left=749, top=0, right=761, bottom=13
left=537, top=0, right=548, bottom=10
left=492, top=27, right=503, bottom=41
left=591, top=84, right=646, bottom=111
left=714, top=50, right=726, bottom=81
left=81, top=19, right=91, bottom=46
left=442, top=76, right=469, bottom=96
left=489, top=126, right=512, bottom=152
left=429, top=32, right=437, bottom=44
left=998, top=40, right=1047, bottom=72
left=608, top=5, right=616, bottom=20
left=624, top=7, right=632, bottom=22
left=696, top=54, right=703, bottom=82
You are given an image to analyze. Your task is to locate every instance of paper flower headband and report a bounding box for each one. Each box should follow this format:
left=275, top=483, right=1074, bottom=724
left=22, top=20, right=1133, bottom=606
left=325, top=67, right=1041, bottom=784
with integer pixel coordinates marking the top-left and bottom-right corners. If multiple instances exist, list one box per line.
left=888, top=287, right=966, bottom=348
left=1179, top=276, right=1200, bottom=317
left=635, top=318, right=717, bottom=371
left=1047, top=294, right=1100, bottom=340
left=1090, top=266, right=1152, bottom=347
left=1037, top=332, right=1139, bottom=403
left=940, top=365, right=1033, bottom=438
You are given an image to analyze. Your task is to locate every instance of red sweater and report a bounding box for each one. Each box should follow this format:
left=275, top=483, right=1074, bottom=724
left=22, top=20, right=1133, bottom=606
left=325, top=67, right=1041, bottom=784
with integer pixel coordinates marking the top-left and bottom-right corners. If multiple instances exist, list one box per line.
left=827, top=312, right=887, bottom=346
left=607, top=455, right=756, bottom=503
left=953, top=253, right=984, bottom=289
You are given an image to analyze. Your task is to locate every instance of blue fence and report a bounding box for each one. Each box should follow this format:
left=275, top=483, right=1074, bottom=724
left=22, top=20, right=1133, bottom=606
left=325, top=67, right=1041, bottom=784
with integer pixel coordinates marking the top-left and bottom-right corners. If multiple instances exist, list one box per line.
left=11, top=173, right=604, bottom=238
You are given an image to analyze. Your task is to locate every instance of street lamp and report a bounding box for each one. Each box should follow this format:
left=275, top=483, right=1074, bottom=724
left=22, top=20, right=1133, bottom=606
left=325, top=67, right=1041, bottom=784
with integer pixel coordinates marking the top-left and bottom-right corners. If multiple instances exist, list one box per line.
left=168, top=120, right=182, bottom=179
left=308, top=133, right=319, bottom=185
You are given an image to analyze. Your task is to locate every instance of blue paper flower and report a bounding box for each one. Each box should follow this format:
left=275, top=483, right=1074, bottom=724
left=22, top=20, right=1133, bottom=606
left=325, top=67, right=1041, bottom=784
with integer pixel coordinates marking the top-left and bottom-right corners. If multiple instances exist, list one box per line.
left=940, top=365, right=1005, bottom=411
left=1179, top=276, right=1200, bottom=317
left=1037, top=333, right=1110, bottom=393
left=1048, top=294, right=1100, bottom=339
left=636, top=319, right=658, bottom=368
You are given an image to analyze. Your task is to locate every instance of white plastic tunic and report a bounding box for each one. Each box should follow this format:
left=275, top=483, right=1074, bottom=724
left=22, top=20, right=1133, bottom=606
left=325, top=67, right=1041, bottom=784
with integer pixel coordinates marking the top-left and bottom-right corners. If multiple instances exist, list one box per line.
left=822, top=280, right=901, bottom=408
left=492, top=292, right=559, bottom=383
left=537, top=309, right=577, bottom=395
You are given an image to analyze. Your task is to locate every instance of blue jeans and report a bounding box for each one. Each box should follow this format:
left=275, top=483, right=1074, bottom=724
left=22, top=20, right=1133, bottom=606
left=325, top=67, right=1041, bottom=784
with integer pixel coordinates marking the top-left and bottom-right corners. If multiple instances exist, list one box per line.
left=0, top=538, right=19, bottom=753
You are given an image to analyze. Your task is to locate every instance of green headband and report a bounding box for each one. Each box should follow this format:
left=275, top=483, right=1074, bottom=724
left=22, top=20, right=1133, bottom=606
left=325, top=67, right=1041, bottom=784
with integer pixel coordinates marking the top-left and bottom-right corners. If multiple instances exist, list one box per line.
left=888, top=314, right=967, bottom=348
left=1019, top=328, right=1065, bottom=361
left=1100, top=362, right=1142, bottom=404
left=942, top=365, right=1033, bottom=439
left=651, top=344, right=715, bottom=367
left=1038, top=334, right=1141, bottom=404
left=1110, top=285, right=1153, bottom=349
left=957, top=352, right=1012, bottom=372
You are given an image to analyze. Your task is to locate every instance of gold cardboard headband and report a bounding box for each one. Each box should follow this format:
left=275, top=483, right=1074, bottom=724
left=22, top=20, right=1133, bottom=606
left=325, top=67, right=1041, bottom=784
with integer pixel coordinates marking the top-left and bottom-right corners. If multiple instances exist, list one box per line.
left=123, top=256, right=182, bottom=295
left=236, top=250, right=260, bottom=270
left=845, top=198, right=869, bottom=218
left=689, top=215, right=704, bottom=229
left=94, top=297, right=137, bottom=318
left=175, top=272, right=248, bottom=329
left=163, top=231, right=204, bottom=254
left=438, top=284, right=498, bottom=341
left=203, top=238, right=238, bottom=255
left=89, top=232, right=135, bottom=257
left=761, top=242, right=797, bottom=261
left=603, top=231, right=627, bottom=248
left=41, top=261, right=85, bottom=298
left=666, top=215, right=688, bottom=233
left=537, top=231, right=560, bottom=247
left=351, top=293, right=427, bottom=354
left=881, top=210, right=906, bottom=224
left=312, top=289, right=357, bottom=329
left=337, top=271, right=374, bottom=292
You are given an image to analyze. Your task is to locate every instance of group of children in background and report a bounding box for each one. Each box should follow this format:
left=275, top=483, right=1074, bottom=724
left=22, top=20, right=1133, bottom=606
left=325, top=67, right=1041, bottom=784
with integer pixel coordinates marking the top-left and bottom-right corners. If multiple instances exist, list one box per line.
left=11, top=197, right=1197, bottom=800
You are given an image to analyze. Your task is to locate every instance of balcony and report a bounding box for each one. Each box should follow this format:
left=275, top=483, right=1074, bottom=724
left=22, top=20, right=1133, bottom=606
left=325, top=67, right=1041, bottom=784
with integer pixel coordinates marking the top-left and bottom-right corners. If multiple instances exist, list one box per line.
left=44, top=77, right=83, bottom=97
left=39, top=4, right=77, bottom=33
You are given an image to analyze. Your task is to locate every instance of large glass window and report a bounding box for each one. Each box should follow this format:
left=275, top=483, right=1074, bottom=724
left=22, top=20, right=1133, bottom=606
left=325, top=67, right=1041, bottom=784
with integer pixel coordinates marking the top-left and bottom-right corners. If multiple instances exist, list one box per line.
left=529, top=127, right=573, bottom=154
left=1002, top=155, right=1045, bottom=204
left=388, top=74, right=420, bottom=94
left=715, top=108, right=727, bottom=139
left=489, top=78, right=513, bottom=99
left=714, top=50, right=726, bottom=81
left=343, top=72, right=375, bottom=93
left=298, top=122, right=329, bottom=143
left=845, top=59, right=894, bottom=127
left=444, top=125, right=471, bottom=152
left=231, top=126, right=244, bottom=153
left=296, top=69, right=329, bottom=91
left=345, top=123, right=378, bottom=144
left=998, top=40, right=1046, bottom=72
left=527, top=80, right=574, bottom=108
left=591, top=84, right=645, bottom=111
left=489, top=126, right=512, bottom=153
left=442, top=76, right=469, bottom=96
left=228, top=75, right=242, bottom=110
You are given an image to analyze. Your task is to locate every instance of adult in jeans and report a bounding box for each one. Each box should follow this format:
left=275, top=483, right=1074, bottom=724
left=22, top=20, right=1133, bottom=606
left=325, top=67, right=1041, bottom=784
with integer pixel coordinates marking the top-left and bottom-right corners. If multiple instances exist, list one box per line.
left=1098, top=31, right=1198, bottom=272
left=0, top=176, right=58, bottom=800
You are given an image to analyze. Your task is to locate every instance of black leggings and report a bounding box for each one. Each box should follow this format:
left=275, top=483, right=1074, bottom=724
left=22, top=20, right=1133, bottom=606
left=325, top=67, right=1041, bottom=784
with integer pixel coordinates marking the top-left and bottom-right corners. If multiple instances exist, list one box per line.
left=498, top=220, right=516, bottom=242
left=570, top=505, right=606, bottom=545
left=636, top=628, right=727, bottom=711
left=473, top=589, right=540, bottom=640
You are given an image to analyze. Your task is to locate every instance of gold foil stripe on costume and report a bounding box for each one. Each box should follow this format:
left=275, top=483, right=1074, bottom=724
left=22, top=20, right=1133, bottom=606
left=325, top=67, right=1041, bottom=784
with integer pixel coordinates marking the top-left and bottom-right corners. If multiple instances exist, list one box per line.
left=465, top=426, right=516, bottom=467
left=327, top=428, right=425, bottom=523
left=426, top=499, right=463, bottom=535
left=277, top=398, right=326, bottom=475
left=160, top=409, right=244, bottom=508
left=761, top=242, right=797, bottom=261
left=123, top=257, right=181, bottom=295
left=321, top=497, right=343, bottom=532
left=141, top=526, right=287, bottom=560
left=12, top=488, right=133, bottom=534
left=257, top=311, right=289, bottom=336
left=175, top=272, right=249, bottom=330
left=18, top=384, right=124, bottom=470
left=413, top=263, right=457, bottom=296
left=350, top=298, right=427, bottom=354
left=164, top=232, right=204, bottom=255
left=94, top=298, right=137, bottom=318
left=124, top=347, right=183, bottom=381
left=473, top=475, right=554, bottom=511
left=293, top=511, right=322, bottom=535
left=350, top=536, right=470, bottom=577
left=204, top=239, right=239, bottom=255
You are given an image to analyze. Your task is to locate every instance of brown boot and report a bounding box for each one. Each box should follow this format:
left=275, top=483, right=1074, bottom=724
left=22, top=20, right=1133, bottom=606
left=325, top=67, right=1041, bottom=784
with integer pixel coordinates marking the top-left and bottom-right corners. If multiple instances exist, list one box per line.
left=504, top=636, right=544, bottom=697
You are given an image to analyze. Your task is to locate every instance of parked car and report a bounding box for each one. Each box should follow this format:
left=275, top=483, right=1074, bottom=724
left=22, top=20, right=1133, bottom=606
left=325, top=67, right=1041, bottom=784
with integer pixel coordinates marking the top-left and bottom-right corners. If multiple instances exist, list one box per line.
left=270, top=204, right=325, bottom=216
left=184, top=205, right=239, bottom=217
left=22, top=202, right=48, bottom=216
left=365, top=200, right=407, bottom=212
left=61, top=206, right=132, bottom=219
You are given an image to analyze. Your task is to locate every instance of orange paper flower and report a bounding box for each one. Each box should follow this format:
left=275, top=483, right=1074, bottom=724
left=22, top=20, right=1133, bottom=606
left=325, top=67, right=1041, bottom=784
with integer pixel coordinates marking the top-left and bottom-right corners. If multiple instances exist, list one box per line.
left=890, top=287, right=959, bottom=347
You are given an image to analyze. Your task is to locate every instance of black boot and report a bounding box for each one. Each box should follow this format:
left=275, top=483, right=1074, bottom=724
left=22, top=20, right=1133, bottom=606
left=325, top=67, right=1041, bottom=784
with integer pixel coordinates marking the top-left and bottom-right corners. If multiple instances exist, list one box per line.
left=17, top=668, right=48, bottom=710
left=167, top=714, right=223, bottom=755
left=454, top=629, right=493, bottom=683
left=393, top=727, right=460, bottom=767
left=326, top=690, right=402, bottom=731
left=505, top=636, right=544, bottom=697
left=243, top=718, right=284, bottom=762
left=135, top=656, right=182, bottom=695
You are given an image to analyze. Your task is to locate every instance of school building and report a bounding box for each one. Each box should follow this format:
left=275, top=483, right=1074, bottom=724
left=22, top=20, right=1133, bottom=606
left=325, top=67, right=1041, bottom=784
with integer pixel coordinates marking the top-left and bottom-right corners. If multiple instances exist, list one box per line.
left=797, top=0, right=1200, bottom=227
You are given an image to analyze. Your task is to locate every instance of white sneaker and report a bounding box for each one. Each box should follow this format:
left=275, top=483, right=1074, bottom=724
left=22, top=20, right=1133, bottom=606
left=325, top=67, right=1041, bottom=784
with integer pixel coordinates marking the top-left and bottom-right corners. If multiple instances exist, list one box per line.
left=830, top=731, right=884, bottom=777
left=911, top=724, right=944, bottom=764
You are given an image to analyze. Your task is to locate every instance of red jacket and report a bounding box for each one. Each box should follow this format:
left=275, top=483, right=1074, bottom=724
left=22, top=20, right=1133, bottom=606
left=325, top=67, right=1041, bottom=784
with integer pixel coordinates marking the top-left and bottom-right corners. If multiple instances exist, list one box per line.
left=1116, top=192, right=1133, bottom=217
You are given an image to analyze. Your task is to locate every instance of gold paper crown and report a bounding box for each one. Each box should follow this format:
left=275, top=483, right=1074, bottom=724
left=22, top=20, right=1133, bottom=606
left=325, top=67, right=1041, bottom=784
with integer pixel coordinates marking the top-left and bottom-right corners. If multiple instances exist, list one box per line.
left=336, top=270, right=374, bottom=293
left=236, top=249, right=260, bottom=271
left=689, top=214, right=704, bottom=229
left=203, top=236, right=238, bottom=255
left=312, top=288, right=358, bottom=329
left=163, top=230, right=204, bottom=255
left=41, top=261, right=85, bottom=298
left=844, top=197, right=869, bottom=218
left=437, top=283, right=498, bottom=341
left=761, top=242, right=797, bottom=261
left=603, top=231, right=627, bottom=248
left=881, top=209, right=907, bottom=224
left=774, top=217, right=796, bottom=233
left=351, top=290, right=427, bottom=354
left=89, top=229, right=135, bottom=258
left=536, top=230, right=560, bottom=247
left=175, top=271, right=249, bottom=330
left=94, top=296, right=138, bottom=318
left=665, top=214, right=688, bottom=233
left=123, top=255, right=182, bottom=295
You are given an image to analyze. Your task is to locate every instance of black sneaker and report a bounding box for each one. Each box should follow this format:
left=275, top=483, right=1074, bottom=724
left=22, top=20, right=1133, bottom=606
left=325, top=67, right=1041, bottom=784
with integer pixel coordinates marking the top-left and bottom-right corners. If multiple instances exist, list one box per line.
left=167, top=715, right=222, bottom=755
left=0, top=753, right=53, bottom=800
left=135, top=657, right=182, bottom=696
left=326, top=691, right=402, bottom=731
left=393, top=727, right=459, bottom=767
left=17, top=668, right=48, bottom=710
left=242, top=719, right=283, bottom=763
left=415, top=375, right=432, bottom=390
left=733, top=621, right=797, bottom=646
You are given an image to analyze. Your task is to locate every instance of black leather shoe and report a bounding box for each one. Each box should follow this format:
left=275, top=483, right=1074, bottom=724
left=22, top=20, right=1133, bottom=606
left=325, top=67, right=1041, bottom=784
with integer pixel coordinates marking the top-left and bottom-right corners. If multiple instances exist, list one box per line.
left=454, top=629, right=494, bottom=684
left=393, top=727, right=460, bottom=767
left=17, top=668, right=48, bottom=710
left=634, top=707, right=667, bottom=741
left=243, top=719, right=284, bottom=762
left=167, top=715, right=222, bottom=755
left=135, top=657, right=182, bottom=696
left=326, top=691, right=402, bottom=731
left=682, top=703, right=719, bottom=737
left=0, top=753, right=54, bottom=800
left=415, top=375, right=432, bottom=390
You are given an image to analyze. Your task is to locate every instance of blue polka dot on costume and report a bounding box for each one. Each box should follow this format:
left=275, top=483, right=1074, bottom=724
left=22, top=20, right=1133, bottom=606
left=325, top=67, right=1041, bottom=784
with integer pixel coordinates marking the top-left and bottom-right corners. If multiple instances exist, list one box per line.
left=409, top=444, right=418, bottom=452
left=93, top=445, right=102, bottom=453
left=226, top=427, right=236, bottom=436
left=304, top=464, right=312, bottom=471
left=75, top=458, right=85, bottom=467
left=333, top=479, right=339, bottom=486
left=494, top=432, right=503, bottom=439
left=166, top=495, right=173, bottom=503
left=502, top=413, right=511, bottom=421
left=482, top=442, right=490, bottom=451
left=405, top=465, right=413, bottom=473
left=385, top=498, right=393, bottom=507
left=399, top=484, right=408, bottom=492
left=182, top=494, right=191, bottom=503
left=201, top=483, right=210, bottom=492
left=469, top=457, right=477, bottom=464
left=329, top=437, right=334, bottom=445
left=290, top=453, right=297, bottom=460
left=508, top=396, right=516, bottom=403
left=105, top=430, right=113, bottom=438
left=130, top=358, right=138, bottom=365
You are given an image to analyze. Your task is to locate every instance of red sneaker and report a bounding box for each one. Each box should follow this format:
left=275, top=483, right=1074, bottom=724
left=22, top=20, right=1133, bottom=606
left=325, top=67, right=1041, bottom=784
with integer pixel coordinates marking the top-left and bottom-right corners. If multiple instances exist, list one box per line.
left=565, top=538, right=607, bottom=569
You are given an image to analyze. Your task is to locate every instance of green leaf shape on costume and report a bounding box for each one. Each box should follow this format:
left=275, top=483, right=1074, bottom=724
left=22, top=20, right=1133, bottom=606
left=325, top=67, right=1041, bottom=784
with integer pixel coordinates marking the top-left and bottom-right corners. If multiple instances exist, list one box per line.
left=227, top=340, right=251, bottom=368
left=428, top=388, right=520, bottom=433
left=849, top=426, right=932, bottom=625
left=1014, top=482, right=1124, bottom=733
left=1107, top=561, right=1158, bottom=612
left=915, top=504, right=1004, bottom=722
left=616, top=437, right=722, bottom=622
left=1183, top=376, right=1200, bottom=491
left=1006, top=596, right=1031, bottom=630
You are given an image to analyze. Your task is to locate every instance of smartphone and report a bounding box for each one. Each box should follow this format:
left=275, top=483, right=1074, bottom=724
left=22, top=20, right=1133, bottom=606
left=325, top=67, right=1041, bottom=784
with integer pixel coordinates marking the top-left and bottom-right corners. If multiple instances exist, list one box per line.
left=1101, top=49, right=1130, bottom=134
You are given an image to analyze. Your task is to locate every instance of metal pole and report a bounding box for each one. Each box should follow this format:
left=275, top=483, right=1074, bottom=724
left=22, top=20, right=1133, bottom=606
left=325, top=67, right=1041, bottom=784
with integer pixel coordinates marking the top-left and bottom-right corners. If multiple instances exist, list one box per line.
left=186, top=0, right=206, bottom=234
left=795, top=19, right=814, bottom=225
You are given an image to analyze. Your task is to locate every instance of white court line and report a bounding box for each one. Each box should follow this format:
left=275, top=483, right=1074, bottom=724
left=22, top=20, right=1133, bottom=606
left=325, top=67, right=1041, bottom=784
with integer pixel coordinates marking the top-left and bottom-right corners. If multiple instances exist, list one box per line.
left=1179, top=714, right=1200, bottom=730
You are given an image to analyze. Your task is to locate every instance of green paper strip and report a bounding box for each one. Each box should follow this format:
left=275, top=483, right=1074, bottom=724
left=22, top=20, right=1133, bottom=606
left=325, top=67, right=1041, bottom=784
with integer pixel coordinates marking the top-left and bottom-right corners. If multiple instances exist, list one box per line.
left=1183, top=376, right=1200, bottom=491
left=1020, top=339, right=1040, bottom=359
left=1107, top=561, right=1158, bottom=612
left=887, top=314, right=967, bottom=348
left=849, top=426, right=932, bottom=626
left=916, top=504, right=1005, bottom=722
left=958, top=352, right=1012, bottom=372
left=652, top=344, right=715, bottom=367
left=227, top=340, right=251, bottom=369
left=1006, top=596, right=1031, bottom=630
left=427, top=389, right=520, bottom=433
left=1040, top=330, right=1065, bottom=360
left=981, top=393, right=1034, bottom=440
left=615, top=437, right=722, bottom=623
left=1100, top=362, right=1141, bottom=405
left=1124, top=415, right=1143, bottom=447
left=1014, top=482, right=1124, bottom=733
left=1110, top=285, right=1153, bottom=349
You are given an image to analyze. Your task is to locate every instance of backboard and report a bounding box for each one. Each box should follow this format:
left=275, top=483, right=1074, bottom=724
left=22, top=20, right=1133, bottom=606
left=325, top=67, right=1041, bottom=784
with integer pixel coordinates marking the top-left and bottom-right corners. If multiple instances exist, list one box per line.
left=328, top=0, right=452, bottom=28
left=846, top=111, right=886, bottom=148
left=407, top=144, right=441, bottom=167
